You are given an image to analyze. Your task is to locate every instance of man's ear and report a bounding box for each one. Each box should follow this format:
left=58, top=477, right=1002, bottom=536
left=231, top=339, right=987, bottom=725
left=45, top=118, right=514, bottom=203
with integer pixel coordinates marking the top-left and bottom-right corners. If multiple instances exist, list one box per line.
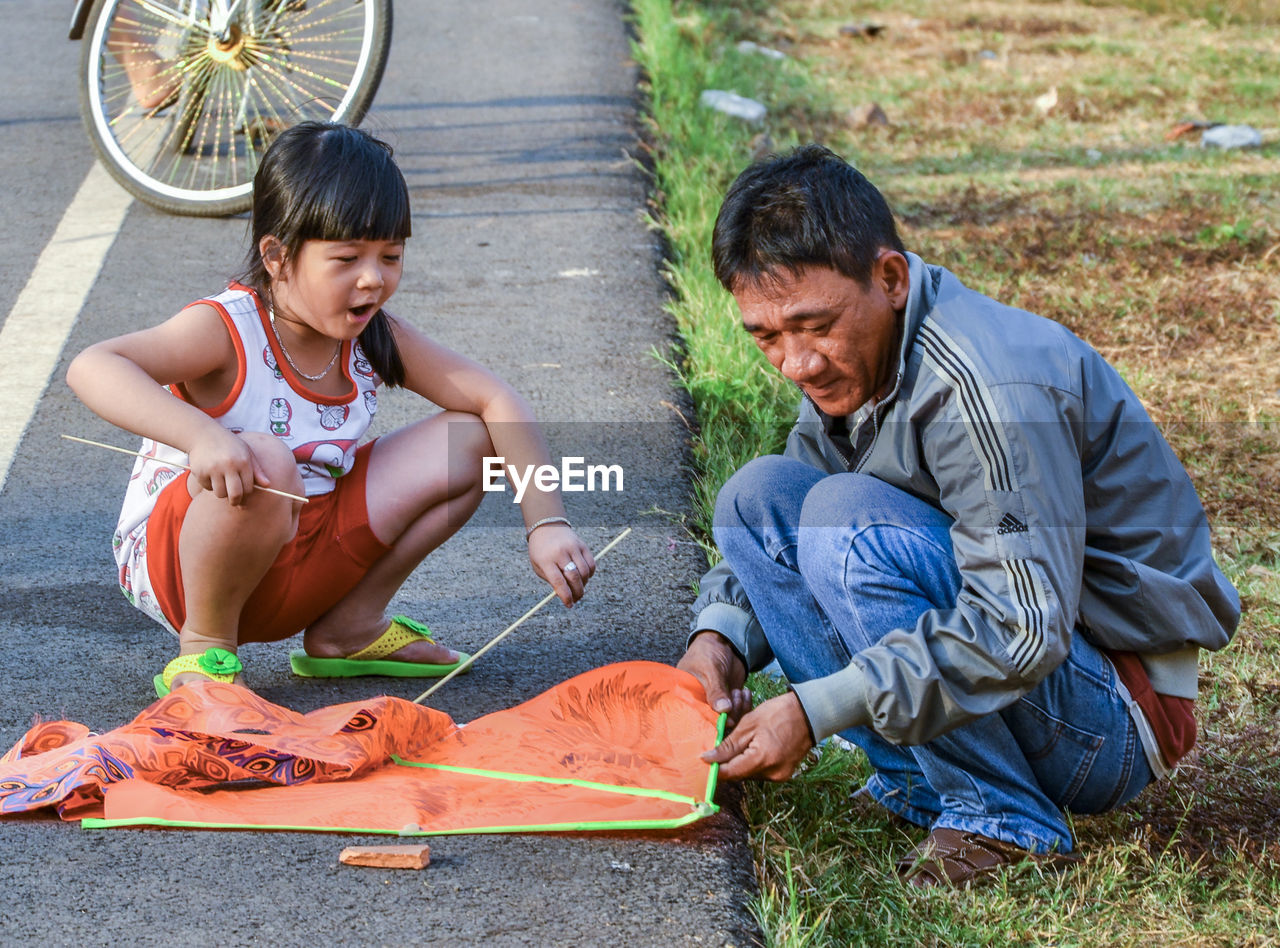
left=875, top=251, right=911, bottom=310
left=259, top=236, right=286, bottom=281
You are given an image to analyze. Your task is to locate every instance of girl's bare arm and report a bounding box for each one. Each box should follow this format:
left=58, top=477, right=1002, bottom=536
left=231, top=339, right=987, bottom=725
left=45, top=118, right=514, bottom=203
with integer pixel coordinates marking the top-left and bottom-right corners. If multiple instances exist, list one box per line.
left=389, top=314, right=596, bottom=599
left=67, top=304, right=271, bottom=503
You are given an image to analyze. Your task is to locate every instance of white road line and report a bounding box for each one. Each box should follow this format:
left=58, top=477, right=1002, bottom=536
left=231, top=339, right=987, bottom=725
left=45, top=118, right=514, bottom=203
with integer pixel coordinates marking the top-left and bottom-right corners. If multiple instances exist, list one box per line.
left=0, top=162, right=132, bottom=493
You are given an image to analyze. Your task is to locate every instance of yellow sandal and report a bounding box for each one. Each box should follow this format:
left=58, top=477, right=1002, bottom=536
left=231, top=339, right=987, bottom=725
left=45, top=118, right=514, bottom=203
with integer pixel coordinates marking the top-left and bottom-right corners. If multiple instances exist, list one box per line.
left=154, top=647, right=243, bottom=697
left=289, top=616, right=471, bottom=679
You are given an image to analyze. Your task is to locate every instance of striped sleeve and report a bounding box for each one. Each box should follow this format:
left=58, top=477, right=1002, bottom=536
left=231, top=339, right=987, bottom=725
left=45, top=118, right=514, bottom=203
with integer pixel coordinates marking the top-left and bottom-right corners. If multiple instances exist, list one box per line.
left=919, top=320, right=1070, bottom=678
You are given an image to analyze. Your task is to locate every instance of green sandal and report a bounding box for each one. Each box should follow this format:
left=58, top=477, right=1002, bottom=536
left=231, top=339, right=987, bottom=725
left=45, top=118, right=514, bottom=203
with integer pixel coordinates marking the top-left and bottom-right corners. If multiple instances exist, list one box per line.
left=154, top=647, right=243, bottom=698
left=289, top=615, right=471, bottom=679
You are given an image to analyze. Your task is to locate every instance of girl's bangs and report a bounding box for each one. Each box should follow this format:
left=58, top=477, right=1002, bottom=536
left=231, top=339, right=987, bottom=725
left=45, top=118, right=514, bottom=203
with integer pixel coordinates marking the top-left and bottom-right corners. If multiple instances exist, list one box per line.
left=302, top=165, right=411, bottom=244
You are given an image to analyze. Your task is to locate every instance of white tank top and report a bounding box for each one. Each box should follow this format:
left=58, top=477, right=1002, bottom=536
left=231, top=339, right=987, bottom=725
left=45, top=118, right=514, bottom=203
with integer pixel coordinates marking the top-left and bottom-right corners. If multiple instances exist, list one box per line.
left=112, top=284, right=380, bottom=623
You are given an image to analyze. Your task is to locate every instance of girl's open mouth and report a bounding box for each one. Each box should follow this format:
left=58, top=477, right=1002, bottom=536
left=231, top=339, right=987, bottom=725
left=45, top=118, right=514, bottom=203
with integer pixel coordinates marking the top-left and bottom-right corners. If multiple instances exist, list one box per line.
left=349, top=304, right=375, bottom=319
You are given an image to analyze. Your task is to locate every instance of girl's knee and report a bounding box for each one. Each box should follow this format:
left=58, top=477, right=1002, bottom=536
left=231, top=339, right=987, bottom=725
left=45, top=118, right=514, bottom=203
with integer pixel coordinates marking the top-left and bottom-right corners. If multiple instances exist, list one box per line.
left=368, top=411, right=493, bottom=507
left=434, top=411, right=494, bottom=461
left=239, top=431, right=305, bottom=494
left=430, top=412, right=494, bottom=496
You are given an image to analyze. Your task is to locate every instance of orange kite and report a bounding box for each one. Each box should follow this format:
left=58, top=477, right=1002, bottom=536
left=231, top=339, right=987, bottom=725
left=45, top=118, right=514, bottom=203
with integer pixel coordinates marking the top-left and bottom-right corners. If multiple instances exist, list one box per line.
left=0, top=661, right=724, bottom=835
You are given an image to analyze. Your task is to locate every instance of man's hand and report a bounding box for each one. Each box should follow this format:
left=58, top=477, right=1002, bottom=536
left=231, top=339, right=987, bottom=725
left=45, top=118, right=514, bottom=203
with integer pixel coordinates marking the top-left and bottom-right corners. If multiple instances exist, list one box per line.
left=700, top=691, right=815, bottom=781
left=677, top=630, right=751, bottom=725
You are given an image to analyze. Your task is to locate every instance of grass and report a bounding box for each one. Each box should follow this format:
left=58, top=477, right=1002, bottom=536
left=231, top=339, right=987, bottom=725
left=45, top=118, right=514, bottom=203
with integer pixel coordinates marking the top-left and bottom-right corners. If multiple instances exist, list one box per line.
left=630, top=0, right=1280, bottom=943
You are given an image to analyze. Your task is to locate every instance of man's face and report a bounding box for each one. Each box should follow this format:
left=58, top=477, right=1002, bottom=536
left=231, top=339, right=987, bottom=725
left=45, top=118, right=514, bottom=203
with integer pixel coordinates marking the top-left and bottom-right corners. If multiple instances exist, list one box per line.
left=733, top=256, right=909, bottom=417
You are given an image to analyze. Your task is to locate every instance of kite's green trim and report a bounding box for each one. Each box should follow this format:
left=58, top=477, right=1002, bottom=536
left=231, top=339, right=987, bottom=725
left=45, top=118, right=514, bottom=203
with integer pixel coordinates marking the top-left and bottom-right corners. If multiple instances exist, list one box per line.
left=80, top=806, right=717, bottom=835
left=704, top=711, right=727, bottom=805
left=391, top=757, right=701, bottom=807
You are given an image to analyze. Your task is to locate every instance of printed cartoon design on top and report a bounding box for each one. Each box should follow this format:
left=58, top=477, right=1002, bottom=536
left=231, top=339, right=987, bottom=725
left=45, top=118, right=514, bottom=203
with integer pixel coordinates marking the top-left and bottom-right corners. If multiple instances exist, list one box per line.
left=317, top=404, right=349, bottom=431
left=293, top=439, right=359, bottom=480
left=118, top=529, right=148, bottom=604
left=352, top=344, right=375, bottom=380
left=270, top=398, right=292, bottom=436
left=113, top=285, right=382, bottom=634
left=263, top=345, right=284, bottom=381
left=125, top=443, right=182, bottom=499
left=145, top=467, right=180, bottom=498
left=363, top=390, right=377, bottom=416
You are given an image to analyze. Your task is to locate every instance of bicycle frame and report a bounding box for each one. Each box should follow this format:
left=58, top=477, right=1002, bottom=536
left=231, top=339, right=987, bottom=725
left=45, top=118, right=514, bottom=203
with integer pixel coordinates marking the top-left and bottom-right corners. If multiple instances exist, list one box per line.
left=69, top=0, right=94, bottom=39
left=70, top=1, right=242, bottom=41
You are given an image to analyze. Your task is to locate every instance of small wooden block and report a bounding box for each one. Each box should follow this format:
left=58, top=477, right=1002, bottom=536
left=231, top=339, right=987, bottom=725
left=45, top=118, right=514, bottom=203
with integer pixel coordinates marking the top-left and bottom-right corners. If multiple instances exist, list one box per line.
left=339, top=844, right=431, bottom=869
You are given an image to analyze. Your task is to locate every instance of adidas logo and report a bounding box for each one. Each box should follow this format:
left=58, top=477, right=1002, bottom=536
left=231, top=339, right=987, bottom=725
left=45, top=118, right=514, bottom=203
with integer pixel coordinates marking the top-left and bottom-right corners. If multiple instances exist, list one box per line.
left=996, top=513, right=1028, bottom=535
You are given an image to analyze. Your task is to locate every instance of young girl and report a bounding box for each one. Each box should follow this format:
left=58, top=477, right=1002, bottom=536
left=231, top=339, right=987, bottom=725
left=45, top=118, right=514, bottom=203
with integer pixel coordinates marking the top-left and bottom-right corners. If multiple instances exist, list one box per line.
left=68, top=121, right=595, bottom=696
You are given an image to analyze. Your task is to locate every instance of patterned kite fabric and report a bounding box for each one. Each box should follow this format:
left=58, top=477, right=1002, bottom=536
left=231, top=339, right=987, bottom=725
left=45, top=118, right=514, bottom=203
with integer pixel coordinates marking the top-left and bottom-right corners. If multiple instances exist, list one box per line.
left=0, top=662, right=724, bottom=835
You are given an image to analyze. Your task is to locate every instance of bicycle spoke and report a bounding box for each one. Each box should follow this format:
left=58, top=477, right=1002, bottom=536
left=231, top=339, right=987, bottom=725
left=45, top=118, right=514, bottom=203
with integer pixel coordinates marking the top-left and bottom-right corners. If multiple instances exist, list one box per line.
left=242, top=64, right=301, bottom=127
left=251, top=52, right=341, bottom=103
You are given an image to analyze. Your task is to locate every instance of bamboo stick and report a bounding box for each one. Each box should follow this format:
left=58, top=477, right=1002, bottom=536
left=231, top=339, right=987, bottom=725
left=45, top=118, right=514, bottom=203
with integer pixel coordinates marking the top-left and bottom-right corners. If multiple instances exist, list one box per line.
left=412, top=526, right=633, bottom=704
left=61, top=434, right=309, bottom=503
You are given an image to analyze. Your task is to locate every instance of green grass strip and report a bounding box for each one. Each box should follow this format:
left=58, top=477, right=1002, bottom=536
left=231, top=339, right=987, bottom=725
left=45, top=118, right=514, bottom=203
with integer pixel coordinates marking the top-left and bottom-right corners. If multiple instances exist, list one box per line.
left=628, top=0, right=808, bottom=548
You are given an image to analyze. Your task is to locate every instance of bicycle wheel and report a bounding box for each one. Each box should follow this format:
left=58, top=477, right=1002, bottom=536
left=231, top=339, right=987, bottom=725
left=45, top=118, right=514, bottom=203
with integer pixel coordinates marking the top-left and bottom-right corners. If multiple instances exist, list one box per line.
left=78, top=0, right=392, bottom=217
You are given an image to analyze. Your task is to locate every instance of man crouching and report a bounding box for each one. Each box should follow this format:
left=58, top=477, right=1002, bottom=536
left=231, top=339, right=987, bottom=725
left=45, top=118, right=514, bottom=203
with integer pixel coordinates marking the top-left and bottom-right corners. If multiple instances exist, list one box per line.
left=678, top=144, right=1240, bottom=887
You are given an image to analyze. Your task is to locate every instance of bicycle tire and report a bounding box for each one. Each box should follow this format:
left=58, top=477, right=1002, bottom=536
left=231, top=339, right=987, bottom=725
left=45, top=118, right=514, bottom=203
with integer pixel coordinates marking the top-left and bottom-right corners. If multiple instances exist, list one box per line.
left=78, top=0, right=392, bottom=217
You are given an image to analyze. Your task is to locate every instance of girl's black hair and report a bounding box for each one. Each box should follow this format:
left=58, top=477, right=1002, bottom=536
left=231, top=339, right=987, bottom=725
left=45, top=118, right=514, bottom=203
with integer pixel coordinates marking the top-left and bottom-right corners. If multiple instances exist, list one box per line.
left=241, top=121, right=411, bottom=387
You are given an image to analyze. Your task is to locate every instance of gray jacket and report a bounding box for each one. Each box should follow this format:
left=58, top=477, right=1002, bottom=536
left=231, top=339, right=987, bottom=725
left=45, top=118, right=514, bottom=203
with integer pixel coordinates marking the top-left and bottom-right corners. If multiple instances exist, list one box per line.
left=691, top=254, right=1240, bottom=745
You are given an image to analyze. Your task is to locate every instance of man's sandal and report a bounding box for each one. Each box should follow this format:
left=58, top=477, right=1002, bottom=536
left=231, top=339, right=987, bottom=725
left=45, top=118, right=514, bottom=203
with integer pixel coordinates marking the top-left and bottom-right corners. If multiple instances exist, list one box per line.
left=896, top=827, right=1081, bottom=889
left=154, top=647, right=244, bottom=698
left=288, top=615, right=471, bottom=679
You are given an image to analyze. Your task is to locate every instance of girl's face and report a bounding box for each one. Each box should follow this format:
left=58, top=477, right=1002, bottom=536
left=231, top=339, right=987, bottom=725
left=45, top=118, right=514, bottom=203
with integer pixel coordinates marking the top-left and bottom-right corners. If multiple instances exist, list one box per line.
left=265, top=237, right=404, bottom=339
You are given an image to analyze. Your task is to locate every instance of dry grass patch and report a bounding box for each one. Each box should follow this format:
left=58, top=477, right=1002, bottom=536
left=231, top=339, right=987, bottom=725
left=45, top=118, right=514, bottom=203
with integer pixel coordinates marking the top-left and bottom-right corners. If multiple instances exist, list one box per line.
left=768, top=0, right=1280, bottom=171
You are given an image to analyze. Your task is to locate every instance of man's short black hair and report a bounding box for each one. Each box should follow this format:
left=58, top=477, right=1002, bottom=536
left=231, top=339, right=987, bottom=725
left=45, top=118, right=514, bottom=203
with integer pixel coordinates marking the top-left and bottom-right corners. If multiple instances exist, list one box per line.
left=712, top=144, right=906, bottom=292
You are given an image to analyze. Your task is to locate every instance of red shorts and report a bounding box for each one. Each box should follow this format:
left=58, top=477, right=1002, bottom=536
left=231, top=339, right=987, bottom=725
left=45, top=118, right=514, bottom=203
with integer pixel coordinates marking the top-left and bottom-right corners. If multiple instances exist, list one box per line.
left=145, top=441, right=390, bottom=643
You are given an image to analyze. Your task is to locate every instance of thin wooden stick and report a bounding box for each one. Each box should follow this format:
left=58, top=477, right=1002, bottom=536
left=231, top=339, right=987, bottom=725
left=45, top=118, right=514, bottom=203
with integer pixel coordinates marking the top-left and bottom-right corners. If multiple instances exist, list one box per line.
left=61, top=434, right=309, bottom=504
left=412, top=526, right=633, bottom=704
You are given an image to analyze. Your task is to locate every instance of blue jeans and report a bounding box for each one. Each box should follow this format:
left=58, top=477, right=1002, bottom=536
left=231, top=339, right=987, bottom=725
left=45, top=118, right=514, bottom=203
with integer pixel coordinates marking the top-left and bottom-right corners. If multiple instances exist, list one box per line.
left=714, top=455, right=1153, bottom=853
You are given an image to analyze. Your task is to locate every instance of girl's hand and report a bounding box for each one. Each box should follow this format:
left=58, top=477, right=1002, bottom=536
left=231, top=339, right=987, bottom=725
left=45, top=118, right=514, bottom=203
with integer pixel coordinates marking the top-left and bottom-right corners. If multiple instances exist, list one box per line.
left=187, top=429, right=270, bottom=506
left=528, top=524, right=596, bottom=606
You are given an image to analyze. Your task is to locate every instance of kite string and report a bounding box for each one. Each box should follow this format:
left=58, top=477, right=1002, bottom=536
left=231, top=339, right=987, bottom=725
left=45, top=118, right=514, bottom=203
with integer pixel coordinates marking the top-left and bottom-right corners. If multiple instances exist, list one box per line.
left=411, top=526, right=633, bottom=704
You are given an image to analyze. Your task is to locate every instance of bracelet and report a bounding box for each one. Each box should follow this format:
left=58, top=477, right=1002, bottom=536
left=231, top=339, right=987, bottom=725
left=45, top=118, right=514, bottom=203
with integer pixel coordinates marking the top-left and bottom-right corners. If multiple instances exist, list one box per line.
left=525, top=516, right=572, bottom=541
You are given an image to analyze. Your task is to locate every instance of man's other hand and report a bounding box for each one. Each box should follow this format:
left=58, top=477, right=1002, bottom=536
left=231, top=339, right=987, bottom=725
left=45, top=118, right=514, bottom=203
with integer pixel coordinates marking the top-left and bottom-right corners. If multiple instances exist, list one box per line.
left=700, top=691, right=814, bottom=781
left=677, top=630, right=751, bottom=726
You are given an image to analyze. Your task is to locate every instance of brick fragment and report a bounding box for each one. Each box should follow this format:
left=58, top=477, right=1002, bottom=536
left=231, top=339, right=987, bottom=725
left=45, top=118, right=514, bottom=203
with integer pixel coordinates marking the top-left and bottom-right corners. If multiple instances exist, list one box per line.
left=339, top=844, right=431, bottom=869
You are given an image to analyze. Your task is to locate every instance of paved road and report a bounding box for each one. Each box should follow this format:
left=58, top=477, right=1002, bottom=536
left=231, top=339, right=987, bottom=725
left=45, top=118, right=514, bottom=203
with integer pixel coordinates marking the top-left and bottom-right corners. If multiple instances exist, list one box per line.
left=0, top=1, right=757, bottom=943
